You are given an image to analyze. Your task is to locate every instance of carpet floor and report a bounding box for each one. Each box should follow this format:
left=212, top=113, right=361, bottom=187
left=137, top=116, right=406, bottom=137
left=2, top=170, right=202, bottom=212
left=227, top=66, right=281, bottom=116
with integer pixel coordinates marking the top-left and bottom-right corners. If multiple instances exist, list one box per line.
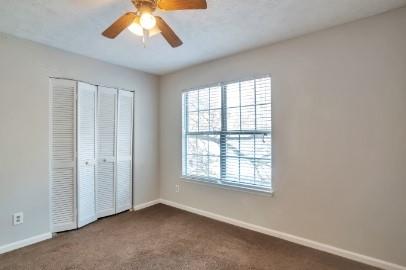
left=0, top=204, right=379, bottom=270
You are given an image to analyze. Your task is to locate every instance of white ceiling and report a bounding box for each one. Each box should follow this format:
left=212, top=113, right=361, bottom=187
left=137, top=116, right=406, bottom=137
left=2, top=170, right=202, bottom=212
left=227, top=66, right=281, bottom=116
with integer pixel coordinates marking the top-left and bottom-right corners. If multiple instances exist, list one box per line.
left=0, top=0, right=405, bottom=75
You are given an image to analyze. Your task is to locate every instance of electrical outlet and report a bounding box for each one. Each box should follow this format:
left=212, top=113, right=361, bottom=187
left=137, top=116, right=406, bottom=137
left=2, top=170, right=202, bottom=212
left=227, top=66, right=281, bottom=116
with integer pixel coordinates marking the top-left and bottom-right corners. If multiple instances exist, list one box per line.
left=175, top=184, right=180, bottom=193
left=13, top=212, right=24, bottom=225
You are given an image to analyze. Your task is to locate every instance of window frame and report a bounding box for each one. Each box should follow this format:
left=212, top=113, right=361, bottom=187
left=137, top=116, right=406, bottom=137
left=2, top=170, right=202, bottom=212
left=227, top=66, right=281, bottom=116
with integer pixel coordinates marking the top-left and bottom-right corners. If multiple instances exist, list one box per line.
left=181, top=75, right=273, bottom=194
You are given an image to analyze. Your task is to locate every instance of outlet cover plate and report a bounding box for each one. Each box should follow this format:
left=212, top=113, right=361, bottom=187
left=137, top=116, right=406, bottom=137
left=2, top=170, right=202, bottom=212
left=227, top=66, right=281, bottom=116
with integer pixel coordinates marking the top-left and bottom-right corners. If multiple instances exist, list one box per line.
left=13, top=212, right=23, bottom=225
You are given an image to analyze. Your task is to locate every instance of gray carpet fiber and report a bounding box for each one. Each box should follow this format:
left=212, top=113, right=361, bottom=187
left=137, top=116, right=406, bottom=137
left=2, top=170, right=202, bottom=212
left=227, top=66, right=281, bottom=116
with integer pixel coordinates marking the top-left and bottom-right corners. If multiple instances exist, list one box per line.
left=0, top=204, right=379, bottom=270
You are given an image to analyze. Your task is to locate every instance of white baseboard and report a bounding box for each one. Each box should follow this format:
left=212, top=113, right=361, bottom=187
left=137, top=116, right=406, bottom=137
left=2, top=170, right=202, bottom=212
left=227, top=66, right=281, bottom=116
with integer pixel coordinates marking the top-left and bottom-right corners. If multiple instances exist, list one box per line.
left=133, top=199, right=161, bottom=211
left=160, top=199, right=406, bottom=270
left=0, top=233, right=52, bottom=255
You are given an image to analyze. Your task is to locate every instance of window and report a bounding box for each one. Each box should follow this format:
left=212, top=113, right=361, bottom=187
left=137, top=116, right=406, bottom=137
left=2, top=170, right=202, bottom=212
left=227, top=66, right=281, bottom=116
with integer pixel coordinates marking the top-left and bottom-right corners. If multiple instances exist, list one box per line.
left=182, top=76, right=272, bottom=192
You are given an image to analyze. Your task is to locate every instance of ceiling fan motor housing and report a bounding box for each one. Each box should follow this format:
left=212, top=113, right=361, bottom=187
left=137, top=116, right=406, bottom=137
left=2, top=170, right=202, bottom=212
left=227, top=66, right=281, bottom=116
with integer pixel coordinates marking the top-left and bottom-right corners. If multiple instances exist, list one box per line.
left=132, top=0, right=157, bottom=13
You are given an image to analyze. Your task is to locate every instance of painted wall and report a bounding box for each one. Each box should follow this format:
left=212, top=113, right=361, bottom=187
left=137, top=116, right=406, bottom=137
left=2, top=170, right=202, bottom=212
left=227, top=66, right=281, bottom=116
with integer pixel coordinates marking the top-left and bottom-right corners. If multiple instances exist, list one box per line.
left=159, top=7, right=406, bottom=266
left=0, top=33, right=160, bottom=246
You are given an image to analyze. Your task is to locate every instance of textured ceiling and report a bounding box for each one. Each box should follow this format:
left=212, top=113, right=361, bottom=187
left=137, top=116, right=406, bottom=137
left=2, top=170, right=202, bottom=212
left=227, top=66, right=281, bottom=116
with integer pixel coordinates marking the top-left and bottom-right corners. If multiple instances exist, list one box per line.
left=0, top=0, right=405, bottom=74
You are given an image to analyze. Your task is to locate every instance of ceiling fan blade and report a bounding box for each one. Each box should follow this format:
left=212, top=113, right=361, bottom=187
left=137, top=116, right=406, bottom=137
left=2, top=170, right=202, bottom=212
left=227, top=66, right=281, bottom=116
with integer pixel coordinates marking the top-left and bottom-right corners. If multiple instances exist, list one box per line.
left=102, top=12, right=137, bottom=39
left=157, top=0, right=207, bottom=10
left=155, top=16, right=183, bottom=48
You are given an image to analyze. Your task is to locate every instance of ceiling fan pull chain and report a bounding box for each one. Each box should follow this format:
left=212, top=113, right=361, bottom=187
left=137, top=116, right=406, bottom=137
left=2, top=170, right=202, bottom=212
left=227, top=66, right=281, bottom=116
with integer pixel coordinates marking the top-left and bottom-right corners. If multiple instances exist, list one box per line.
left=142, top=29, right=149, bottom=48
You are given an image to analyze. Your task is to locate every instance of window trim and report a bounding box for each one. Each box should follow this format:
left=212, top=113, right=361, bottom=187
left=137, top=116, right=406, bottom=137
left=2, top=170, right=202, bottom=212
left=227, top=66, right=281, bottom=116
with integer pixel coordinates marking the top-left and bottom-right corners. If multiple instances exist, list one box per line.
left=180, top=175, right=274, bottom=196
left=181, top=75, right=272, bottom=193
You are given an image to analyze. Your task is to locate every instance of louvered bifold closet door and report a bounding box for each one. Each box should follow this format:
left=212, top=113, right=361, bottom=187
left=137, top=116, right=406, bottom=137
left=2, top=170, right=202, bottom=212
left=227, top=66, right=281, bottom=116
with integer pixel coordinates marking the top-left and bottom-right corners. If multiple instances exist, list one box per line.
left=49, top=79, right=77, bottom=232
left=116, top=90, right=134, bottom=213
left=96, top=86, right=117, bottom=218
left=77, top=82, right=97, bottom=227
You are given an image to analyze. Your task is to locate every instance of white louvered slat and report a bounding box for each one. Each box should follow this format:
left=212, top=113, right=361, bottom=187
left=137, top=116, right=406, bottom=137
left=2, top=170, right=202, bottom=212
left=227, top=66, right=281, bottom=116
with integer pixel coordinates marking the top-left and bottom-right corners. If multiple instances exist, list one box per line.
left=96, top=86, right=117, bottom=218
left=77, top=82, right=97, bottom=227
left=96, top=162, right=115, bottom=213
left=116, top=161, right=132, bottom=212
left=116, top=90, right=134, bottom=213
left=49, top=78, right=77, bottom=232
left=51, top=168, right=74, bottom=224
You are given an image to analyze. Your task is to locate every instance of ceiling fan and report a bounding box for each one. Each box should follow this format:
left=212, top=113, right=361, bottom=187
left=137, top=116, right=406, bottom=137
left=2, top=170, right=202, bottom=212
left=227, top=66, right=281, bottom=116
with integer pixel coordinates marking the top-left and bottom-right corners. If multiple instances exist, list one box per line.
left=102, top=0, right=207, bottom=48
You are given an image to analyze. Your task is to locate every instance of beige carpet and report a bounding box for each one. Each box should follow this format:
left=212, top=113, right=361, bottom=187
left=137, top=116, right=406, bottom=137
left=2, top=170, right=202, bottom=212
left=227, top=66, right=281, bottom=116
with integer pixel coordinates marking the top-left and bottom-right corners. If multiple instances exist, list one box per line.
left=0, top=204, right=379, bottom=270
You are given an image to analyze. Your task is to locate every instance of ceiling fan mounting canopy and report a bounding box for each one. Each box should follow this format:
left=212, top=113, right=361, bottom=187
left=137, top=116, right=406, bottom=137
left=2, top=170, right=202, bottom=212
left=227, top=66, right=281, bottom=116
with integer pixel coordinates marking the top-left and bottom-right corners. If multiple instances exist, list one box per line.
left=102, top=0, right=207, bottom=48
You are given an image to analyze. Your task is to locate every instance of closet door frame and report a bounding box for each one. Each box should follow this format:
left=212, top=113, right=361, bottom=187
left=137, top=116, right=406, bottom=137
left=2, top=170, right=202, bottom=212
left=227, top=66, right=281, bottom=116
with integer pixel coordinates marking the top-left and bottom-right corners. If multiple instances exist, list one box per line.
left=49, top=78, right=134, bottom=231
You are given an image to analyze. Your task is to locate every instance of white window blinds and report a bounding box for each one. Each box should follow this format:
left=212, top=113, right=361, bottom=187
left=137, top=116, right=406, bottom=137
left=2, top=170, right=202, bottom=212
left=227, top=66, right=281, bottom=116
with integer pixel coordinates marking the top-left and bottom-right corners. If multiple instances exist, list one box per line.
left=182, top=76, right=272, bottom=192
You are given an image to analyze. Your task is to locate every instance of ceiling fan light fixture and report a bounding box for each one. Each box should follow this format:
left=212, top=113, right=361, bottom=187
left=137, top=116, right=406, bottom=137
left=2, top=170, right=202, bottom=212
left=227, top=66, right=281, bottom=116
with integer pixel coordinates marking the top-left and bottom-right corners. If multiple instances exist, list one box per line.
left=140, top=12, right=156, bottom=30
left=102, top=0, right=208, bottom=47
left=128, top=21, right=144, bottom=36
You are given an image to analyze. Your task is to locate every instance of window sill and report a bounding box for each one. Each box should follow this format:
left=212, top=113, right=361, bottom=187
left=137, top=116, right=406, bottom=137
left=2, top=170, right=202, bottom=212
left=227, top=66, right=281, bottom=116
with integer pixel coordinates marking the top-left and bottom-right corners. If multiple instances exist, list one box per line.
left=180, top=176, right=274, bottom=197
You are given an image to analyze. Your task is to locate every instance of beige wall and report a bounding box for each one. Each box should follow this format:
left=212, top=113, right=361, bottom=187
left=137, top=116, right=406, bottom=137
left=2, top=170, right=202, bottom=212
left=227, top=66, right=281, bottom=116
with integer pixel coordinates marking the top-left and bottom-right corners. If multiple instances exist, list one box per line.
left=1, top=5, right=405, bottom=267
left=0, top=33, right=160, bottom=246
left=159, top=7, right=406, bottom=266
